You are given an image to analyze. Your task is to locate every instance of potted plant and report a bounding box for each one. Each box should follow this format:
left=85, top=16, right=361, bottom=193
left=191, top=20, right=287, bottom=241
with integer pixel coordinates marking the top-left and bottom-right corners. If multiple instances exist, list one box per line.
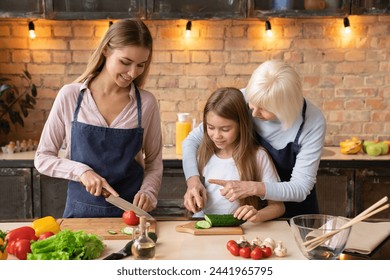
left=0, top=70, right=38, bottom=135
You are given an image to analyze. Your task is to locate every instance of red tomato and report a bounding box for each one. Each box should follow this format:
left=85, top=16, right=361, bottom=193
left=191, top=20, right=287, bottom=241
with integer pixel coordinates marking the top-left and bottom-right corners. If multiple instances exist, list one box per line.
left=14, top=239, right=31, bottom=260
left=250, top=247, right=263, bottom=260
left=38, top=231, right=55, bottom=240
left=122, top=210, right=140, bottom=226
left=226, top=240, right=240, bottom=256
left=239, top=247, right=251, bottom=258
left=226, top=240, right=237, bottom=250
left=261, top=246, right=273, bottom=258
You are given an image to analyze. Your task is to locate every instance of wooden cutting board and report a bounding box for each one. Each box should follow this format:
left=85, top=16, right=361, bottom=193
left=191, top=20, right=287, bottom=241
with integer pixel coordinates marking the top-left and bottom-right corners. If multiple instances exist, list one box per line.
left=176, top=221, right=244, bottom=235
left=57, top=218, right=156, bottom=240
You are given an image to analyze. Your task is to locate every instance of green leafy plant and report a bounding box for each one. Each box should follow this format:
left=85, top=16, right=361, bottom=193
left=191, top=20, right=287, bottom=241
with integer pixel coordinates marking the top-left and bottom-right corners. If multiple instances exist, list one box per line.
left=0, top=70, right=37, bottom=134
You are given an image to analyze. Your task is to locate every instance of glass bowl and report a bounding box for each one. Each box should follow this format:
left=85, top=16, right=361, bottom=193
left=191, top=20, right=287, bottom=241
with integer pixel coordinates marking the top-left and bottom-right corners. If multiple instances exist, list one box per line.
left=290, top=214, right=352, bottom=260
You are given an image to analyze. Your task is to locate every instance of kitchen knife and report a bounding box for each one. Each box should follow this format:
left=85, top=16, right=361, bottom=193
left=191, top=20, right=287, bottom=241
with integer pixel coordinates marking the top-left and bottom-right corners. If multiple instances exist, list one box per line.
left=103, top=240, right=133, bottom=260
left=101, top=189, right=155, bottom=220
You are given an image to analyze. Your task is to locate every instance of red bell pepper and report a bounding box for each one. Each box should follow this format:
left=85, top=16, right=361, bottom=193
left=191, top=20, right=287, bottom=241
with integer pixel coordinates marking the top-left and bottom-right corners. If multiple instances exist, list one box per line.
left=5, top=226, right=37, bottom=255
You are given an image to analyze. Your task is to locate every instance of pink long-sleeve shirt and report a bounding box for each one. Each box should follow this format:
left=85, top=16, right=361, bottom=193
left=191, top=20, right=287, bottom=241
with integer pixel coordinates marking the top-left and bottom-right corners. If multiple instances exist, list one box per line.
left=34, top=80, right=163, bottom=207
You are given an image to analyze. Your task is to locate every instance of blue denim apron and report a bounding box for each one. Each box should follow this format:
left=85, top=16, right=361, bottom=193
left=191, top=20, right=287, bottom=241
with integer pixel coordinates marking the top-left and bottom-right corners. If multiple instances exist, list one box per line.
left=63, top=86, right=144, bottom=218
left=255, top=100, right=319, bottom=218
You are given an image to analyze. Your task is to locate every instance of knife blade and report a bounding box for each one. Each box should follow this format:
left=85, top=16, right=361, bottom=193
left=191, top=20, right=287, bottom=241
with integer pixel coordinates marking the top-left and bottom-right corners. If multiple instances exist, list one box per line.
left=101, top=189, right=155, bottom=220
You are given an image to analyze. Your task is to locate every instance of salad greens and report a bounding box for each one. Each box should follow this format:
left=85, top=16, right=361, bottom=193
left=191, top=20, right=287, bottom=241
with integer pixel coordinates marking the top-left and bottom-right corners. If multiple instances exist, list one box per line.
left=27, top=229, right=105, bottom=260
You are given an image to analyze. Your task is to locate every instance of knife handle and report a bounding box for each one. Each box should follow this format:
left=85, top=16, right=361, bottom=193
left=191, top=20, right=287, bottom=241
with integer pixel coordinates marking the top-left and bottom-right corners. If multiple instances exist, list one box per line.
left=101, top=188, right=111, bottom=198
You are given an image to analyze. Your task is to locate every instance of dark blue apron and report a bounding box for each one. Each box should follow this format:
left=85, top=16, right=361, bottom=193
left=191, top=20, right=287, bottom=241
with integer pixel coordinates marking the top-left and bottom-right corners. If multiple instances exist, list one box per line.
left=255, top=100, right=319, bottom=218
left=63, top=85, right=144, bottom=218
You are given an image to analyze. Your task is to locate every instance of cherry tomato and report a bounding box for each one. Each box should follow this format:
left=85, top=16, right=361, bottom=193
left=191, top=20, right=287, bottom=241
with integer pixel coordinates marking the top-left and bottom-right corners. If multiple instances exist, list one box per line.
left=122, top=210, right=140, bottom=226
left=239, top=247, right=251, bottom=258
left=227, top=241, right=240, bottom=256
left=38, top=231, right=55, bottom=240
left=226, top=240, right=237, bottom=250
left=14, top=239, right=31, bottom=260
left=250, top=247, right=263, bottom=260
left=261, top=246, right=273, bottom=258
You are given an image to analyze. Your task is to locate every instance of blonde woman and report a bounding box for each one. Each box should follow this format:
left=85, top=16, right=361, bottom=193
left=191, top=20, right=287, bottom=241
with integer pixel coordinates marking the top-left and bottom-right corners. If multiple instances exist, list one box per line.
left=35, top=19, right=163, bottom=218
left=183, top=60, right=326, bottom=218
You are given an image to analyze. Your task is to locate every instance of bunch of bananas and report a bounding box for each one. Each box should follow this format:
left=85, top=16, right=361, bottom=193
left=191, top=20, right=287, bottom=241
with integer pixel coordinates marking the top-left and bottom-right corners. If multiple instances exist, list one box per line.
left=339, top=137, right=362, bottom=154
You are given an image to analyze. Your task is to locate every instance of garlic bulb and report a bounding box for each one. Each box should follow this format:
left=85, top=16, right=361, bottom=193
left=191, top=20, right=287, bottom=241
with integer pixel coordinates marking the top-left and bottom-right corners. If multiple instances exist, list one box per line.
left=274, top=241, right=287, bottom=257
left=262, top=237, right=275, bottom=250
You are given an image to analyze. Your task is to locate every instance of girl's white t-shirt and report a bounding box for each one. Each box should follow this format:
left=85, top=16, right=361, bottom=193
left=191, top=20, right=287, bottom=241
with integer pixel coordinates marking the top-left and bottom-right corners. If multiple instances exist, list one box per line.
left=193, top=148, right=279, bottom=217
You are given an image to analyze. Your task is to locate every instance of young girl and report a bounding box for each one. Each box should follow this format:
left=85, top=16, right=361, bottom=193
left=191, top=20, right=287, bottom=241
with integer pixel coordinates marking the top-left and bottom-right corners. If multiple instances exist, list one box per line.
left=34, top=19, right=163, bottom=218
left=189, top=87, right=285, bottom=222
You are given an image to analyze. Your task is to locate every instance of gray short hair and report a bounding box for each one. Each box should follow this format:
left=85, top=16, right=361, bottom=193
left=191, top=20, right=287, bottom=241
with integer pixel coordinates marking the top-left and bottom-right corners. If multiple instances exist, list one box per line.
left=246, top=60, right=304, bottom=129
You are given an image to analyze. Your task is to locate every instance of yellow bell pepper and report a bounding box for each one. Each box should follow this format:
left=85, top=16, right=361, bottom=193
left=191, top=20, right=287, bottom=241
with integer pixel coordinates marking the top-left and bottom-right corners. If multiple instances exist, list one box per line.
left=0, top=230, right=8, bottom=260
left=31, top=216, right=60, bottom=237
left=339, top=137, right=362, bottom=155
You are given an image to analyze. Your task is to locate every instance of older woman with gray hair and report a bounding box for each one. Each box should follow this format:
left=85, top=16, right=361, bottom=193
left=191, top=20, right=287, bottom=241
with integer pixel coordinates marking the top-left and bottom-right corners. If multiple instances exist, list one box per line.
left=182, top=60, right=326, bottom=218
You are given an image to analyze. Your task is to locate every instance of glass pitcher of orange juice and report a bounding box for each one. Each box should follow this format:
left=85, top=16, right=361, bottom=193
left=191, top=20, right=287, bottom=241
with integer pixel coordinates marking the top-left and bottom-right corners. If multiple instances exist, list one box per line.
left=176, top=113, right=192, bottom=154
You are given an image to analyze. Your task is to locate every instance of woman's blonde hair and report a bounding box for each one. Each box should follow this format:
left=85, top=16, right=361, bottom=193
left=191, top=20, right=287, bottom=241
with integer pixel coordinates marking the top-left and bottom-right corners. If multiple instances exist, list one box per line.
left=198, top=87, right=261, bottom=208
left=74, top=19, right=153, bottom=88
left=245, top=60, right=304, bottom=129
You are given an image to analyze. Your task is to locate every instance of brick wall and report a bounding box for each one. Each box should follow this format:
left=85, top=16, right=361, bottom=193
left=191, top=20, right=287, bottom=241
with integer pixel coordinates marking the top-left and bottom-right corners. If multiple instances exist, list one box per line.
left=0, top=16, right=389, bottom=146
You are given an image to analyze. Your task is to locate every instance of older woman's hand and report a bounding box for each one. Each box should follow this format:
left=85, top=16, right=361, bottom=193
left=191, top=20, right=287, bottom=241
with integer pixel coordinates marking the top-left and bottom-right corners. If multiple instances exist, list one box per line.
left=208, top=179, right=263, bottom=201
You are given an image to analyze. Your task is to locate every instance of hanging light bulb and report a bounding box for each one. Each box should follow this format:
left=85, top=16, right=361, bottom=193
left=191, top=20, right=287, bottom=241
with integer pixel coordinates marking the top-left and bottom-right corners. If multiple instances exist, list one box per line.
left=28, top=21, right=36, bottom=39
left=265, top=20, right=272, bottom=37
left=343, top=17, right=351, bottom=34
left=185, top=21, right=192, bottom=38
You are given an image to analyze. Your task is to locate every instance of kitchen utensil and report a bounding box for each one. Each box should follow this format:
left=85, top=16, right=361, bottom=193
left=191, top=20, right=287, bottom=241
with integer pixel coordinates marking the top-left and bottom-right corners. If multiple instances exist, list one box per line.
left=176, top=221, right=244, bottom=235
left=101, top=189, right=155, bottom=220
left=290, top=196, right=389, bottom=259
left=103, top=240, right=133, bottom=260
left=290, top=214, right=352, bottom=260
left=57, top=218, right=157, bottom=240
left=302, top=196, right=389, bottom=251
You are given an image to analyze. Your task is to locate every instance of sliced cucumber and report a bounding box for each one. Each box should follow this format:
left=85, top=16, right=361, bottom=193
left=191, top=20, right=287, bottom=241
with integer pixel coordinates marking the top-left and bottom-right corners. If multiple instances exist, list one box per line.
left=204, top=214, right=245, bottom=227
left=195, top=220, right=212, bottom=229
left=120, top=226, right=134, bottom=235
left=107, top=230, right=117, bottom=235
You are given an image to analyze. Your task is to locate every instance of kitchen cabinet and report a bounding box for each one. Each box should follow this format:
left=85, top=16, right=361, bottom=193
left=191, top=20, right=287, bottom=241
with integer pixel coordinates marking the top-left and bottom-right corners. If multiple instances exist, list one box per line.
left=355, top=168, right=390, bottom=219
left=44, top=0, right=146, bottom=20
left=351, top=0, right=390, bottom=14
left=0, top=168, right=33, bottom=219
left=316, top=167, right=355, bottom=217
left=146, top=0, right=247, bottom=20
left=248, top=0, right=350, bottom=18
left=1, top=0, right=389, bottom=19
left=32, top=170, right=68, bottom=218
left=0, top=0, right=44, bottom=18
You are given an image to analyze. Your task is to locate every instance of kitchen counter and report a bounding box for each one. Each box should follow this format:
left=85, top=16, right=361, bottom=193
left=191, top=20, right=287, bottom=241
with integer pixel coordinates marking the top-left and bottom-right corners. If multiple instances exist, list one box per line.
left=0, top=219, right=306, bottom=260
left=2, top=218, right=389, bottom=260
left=1, top=146, right=390, bottom=168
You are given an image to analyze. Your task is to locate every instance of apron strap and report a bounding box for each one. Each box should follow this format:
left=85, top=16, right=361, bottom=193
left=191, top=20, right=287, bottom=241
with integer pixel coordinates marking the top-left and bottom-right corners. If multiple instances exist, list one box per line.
left=134, top=84, right=142, bottom=128
left=73, top=89, right=85, bottom=122
left=293, top=99, right=307, bottom=144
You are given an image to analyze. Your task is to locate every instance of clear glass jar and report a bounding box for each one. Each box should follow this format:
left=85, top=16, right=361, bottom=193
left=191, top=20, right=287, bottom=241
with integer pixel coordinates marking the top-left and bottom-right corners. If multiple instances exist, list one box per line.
left=131, top=216, right=156, bottom=260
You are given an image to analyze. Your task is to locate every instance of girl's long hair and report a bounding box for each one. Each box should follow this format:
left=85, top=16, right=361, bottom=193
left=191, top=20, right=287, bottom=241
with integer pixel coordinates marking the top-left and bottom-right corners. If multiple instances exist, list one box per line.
left=74, top=19, right=153, bottom=88
left=198, top=87, right=261, bottom=208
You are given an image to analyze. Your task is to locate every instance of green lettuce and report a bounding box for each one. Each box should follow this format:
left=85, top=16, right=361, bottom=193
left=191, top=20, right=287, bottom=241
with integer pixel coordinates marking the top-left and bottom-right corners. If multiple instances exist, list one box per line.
left=27, top=229, right=105, bottom=260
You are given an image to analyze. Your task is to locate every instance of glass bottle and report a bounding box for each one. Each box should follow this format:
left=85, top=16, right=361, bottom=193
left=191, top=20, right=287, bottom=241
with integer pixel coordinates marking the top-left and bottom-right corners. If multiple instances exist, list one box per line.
left=175, top=113, right=192, bottom=154
left=131, top=216, right=156, bottom=260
